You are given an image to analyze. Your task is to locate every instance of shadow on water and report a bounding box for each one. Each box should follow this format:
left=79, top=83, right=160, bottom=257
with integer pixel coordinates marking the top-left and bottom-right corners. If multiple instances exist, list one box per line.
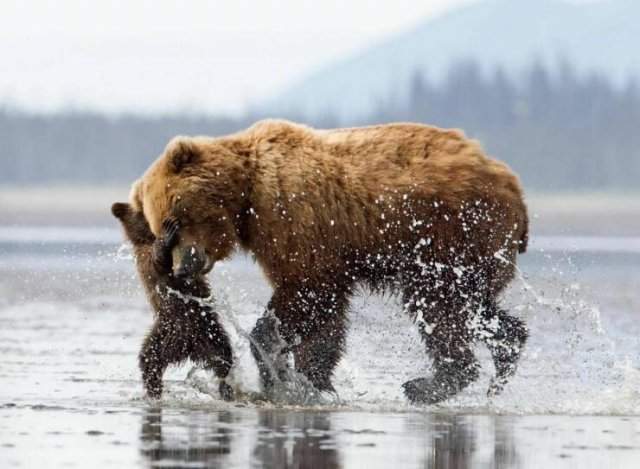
left=139, top=407, right=524, bottom=469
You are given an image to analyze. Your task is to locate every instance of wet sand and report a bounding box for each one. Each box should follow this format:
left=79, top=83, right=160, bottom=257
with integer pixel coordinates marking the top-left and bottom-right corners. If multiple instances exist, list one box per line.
left=2, top=186, right=640, bottom=235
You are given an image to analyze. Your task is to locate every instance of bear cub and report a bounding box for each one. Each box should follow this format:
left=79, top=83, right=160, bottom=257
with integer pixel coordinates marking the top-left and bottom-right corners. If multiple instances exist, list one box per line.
left=111, top=202, right=234, bottom=401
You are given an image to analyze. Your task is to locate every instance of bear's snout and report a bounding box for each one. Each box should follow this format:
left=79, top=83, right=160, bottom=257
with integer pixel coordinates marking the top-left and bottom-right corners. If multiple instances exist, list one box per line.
left=172, top=244, right=208, bottom=278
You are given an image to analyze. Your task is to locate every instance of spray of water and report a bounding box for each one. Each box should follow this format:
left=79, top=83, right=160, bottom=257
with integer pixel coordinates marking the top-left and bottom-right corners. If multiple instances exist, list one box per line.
left=165, top=279, right=338, bottom=407
left=110, top=243, right=638, bottom=414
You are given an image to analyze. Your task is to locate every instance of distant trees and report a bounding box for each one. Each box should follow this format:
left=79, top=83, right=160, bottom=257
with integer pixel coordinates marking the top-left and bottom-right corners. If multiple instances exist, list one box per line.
left=0, top=112, right=247, bottom=185
left=374, top=59, right=640, bottom=191
left=1, top=59, right=639, bottom=191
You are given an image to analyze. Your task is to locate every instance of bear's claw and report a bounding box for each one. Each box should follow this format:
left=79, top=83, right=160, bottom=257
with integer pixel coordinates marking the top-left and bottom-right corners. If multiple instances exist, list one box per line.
left=161, top=217, right=181, bottom=248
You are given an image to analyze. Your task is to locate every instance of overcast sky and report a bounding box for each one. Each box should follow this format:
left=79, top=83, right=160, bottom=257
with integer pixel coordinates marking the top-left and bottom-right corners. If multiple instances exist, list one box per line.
left=0, top=0, right=483, bottom=115
left=2, top=0, right=602, bottom=115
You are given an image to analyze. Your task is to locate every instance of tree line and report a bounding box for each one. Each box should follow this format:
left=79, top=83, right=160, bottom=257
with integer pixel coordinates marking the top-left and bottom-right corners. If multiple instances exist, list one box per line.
left=1, top=59, right=638, bottom=191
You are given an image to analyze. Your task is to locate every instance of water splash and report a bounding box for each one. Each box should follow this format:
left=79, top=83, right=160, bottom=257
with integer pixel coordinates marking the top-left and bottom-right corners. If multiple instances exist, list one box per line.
left=114, top=243, right=134, bottom=261
left=73, top=244, right=638, bottom=414
left=165, top=278, right=337, bottom=407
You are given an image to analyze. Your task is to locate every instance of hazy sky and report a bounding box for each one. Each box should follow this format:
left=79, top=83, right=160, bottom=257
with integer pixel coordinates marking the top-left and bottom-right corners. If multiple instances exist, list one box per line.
left=1, top=0, right=481, bottom=115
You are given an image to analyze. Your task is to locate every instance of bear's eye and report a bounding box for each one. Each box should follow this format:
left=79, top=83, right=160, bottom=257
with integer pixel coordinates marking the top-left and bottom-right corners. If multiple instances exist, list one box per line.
left=171, top=197, right=189, bottom=216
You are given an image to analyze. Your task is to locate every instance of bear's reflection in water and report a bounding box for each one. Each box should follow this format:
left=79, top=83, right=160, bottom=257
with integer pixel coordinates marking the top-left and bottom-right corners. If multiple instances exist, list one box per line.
left=252, top=411, right=340, bottom=469
left=140, top=407, right=233, bottom=468
left=138, top=408, right=520, bottom=469
left=420, top=416, right=519, bottom=469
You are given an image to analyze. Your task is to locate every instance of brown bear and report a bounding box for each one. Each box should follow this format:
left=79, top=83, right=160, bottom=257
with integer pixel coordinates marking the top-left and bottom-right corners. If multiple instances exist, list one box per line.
left=111, top=202, right=234, bottom=401
left=131, top=119, right=529, bottom=404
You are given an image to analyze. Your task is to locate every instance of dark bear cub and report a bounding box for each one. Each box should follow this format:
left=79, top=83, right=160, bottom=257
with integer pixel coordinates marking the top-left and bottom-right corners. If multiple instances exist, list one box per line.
left=111, top=202, right=234, bottom=401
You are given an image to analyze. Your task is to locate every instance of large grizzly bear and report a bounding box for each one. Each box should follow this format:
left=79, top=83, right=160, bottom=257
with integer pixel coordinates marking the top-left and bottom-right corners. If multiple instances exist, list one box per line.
left=131, top=120, right=529, bottom=404
left=111, top=202, right=234, bottom=401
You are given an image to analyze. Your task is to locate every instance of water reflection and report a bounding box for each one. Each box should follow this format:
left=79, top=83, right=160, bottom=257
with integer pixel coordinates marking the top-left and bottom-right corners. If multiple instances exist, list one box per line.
left=252, top=411, right=341, bottom=469
left=424, top=415, right=477, bottom=468
left=492, top=418, right=520, bottom=469
left=418, top=415, right=520, bottom=469
left=139, top=408, right=525, bottom=469
left=140, top=407, right=232, bottom=468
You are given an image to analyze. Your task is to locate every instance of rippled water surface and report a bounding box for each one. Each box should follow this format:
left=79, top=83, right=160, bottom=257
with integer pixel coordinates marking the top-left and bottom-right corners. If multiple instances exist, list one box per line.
left=1, top=228, right=639, bottom=468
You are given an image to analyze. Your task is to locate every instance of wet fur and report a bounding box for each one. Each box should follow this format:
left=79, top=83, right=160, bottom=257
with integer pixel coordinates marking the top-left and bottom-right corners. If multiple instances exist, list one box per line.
left=111, top=202, right=233, bottom=400
left=134, top=120, right=529, bottom=403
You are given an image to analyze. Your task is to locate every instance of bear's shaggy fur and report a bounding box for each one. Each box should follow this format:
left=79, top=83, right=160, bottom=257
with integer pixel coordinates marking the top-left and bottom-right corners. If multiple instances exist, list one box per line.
left=111, top=202, right=233, bottom=400
left=133, top=120, right=529, bottom=404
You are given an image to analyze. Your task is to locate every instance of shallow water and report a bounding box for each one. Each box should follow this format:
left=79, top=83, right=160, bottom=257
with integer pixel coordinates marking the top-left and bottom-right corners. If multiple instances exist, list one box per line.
left=1, top=228, right=639, bottom=468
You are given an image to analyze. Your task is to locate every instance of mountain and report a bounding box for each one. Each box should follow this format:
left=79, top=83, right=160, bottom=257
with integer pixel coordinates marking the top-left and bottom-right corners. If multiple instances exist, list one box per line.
left=261, top=0, right=639, bottom=120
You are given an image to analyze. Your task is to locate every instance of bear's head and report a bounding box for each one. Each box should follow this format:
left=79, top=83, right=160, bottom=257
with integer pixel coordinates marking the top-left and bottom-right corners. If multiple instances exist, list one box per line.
left=134, top=136, right=251, bottom=277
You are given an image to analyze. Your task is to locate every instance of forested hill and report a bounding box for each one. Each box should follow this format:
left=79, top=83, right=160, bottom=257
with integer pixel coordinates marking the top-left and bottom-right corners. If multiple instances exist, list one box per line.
left=2, top=60, right=639, bottom=191
left=264, top=0, right=640, bottom=120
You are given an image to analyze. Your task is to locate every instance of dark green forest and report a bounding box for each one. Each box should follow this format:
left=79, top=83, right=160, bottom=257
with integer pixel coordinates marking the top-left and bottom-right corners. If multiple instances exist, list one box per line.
left=2, top=60, right=638, bottom=191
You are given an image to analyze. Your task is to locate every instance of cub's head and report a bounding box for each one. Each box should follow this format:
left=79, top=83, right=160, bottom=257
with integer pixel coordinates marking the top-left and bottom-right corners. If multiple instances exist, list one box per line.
left=134, top=136, right=249, bottom=277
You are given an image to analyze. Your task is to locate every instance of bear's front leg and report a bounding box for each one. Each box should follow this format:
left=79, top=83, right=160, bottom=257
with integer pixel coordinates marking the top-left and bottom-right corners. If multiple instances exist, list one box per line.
left=249, top=312, right=290, bottom=393
left=250, top=284, right=349, bottom=395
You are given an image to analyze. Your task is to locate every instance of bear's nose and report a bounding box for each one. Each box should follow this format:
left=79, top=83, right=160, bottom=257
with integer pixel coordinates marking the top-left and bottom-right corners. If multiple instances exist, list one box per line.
left=172, top=245, right=206, bottom=278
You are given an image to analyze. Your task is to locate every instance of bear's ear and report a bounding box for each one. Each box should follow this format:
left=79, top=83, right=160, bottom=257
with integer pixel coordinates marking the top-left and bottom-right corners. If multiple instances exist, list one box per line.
left=111, top=202, right=130, bottom=220
left=167, top=138, right=200, bottom=174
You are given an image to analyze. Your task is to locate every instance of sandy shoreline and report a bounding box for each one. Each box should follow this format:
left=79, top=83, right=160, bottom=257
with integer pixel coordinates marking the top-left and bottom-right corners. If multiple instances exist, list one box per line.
left=2, top=186, right=640, bottom=236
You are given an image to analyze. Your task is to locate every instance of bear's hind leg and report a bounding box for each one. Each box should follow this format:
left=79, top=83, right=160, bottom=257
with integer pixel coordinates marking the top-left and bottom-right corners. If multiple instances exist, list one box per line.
left=402, top=291, right=480, bottom=405
left=476, top=302, right=528, bottom=396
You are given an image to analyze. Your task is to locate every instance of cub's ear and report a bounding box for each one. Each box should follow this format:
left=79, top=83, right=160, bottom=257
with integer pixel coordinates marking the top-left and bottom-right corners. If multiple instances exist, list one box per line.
left=111, top=202, right=130, bottom=220
left=167, top=138, right=200, bottom=173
